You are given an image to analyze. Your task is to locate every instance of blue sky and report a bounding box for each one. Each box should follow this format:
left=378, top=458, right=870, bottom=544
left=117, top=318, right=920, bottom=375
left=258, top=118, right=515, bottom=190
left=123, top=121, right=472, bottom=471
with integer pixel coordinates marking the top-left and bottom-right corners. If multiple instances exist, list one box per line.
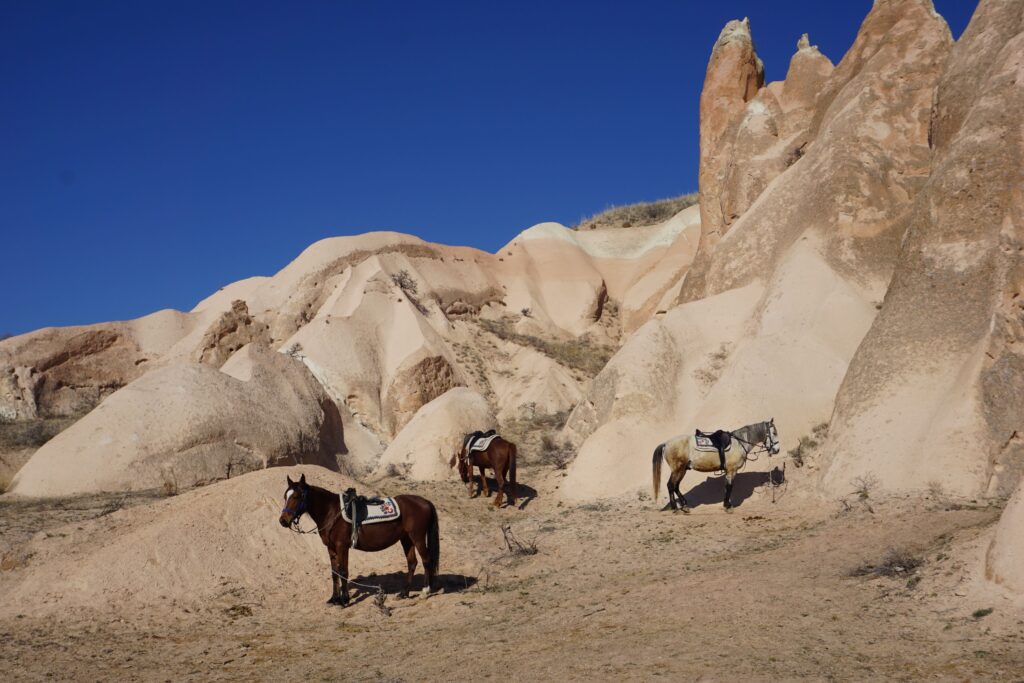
left=0, top=1, right=975, bottom=335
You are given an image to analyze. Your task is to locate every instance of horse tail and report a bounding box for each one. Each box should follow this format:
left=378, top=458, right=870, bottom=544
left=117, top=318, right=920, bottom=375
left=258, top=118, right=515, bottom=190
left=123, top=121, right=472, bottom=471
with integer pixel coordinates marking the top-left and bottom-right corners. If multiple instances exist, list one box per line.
left=509, top=442, right=517, bottom=495
left=652, top=443, right=665, bottom=502
left=426, top=501, right=440, bottom=574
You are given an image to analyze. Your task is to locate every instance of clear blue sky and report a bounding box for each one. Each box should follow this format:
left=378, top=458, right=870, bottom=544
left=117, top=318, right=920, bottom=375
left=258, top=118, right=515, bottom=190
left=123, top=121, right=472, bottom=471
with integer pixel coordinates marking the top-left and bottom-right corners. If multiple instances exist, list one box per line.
left=1, top=1, right=975, bottom=336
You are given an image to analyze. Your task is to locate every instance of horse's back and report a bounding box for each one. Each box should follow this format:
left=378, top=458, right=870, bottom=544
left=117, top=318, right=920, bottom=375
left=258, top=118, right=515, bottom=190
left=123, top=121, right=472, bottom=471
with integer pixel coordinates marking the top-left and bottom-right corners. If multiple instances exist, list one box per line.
left=661, top=433, right=692, bottom=462
left=394, top=493, right=434, bottom=513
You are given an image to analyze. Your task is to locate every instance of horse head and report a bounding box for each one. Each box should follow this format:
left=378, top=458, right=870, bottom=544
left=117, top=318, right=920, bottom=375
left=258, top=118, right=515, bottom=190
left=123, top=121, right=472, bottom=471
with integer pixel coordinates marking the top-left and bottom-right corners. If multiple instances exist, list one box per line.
left=280, top=473, right=309, bottom=528
left=766, top=418, right=781, bottom=455
left=450, top=444, right=470, bottom=483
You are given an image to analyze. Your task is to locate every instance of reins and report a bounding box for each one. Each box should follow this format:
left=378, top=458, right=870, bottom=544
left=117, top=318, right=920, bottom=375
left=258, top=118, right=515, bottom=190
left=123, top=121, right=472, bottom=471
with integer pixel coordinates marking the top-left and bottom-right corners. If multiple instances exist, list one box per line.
left=729, top=429, right=773, bottom=464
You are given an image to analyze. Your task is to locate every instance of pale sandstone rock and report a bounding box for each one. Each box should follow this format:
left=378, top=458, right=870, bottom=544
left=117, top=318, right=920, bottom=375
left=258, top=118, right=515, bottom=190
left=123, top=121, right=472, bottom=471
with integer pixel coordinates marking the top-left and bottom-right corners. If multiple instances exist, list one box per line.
left=822, top=0, right=1024, bottom=499
left=10, top=344, right=344, bottom=496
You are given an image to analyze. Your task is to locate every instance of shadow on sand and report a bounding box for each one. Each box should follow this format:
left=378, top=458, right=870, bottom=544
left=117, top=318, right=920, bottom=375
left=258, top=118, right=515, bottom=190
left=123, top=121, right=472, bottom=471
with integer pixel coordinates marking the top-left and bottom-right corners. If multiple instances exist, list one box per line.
left=343, top=572, right=478, bottom=606
left=662, top=467, right=786, bottom=511
left=471, top=477, right=539, bottom=510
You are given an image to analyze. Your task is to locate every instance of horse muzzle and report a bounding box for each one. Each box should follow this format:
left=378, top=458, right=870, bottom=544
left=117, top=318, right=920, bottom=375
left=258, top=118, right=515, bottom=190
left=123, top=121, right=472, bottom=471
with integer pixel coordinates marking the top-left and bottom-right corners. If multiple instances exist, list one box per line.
left=279, top=513, right=293, bottom=527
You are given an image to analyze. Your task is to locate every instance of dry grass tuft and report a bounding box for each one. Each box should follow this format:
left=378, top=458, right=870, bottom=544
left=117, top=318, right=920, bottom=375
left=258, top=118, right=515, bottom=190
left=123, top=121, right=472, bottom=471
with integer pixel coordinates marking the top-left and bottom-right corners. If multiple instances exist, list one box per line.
left=501, top=409, right=572, bottom=468
left=0, top=415, right=81, bottom=451
left=477, top=318, right=614, bottom=378
left=849, top=547, right=923, bottom=578
left=501, top=525, right=538, bottom=556
left=574, top=192, right=698, bottom=230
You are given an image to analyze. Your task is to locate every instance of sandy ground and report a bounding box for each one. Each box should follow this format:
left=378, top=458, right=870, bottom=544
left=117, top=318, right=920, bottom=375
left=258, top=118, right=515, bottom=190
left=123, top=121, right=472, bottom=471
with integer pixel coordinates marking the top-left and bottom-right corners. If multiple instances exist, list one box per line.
left=1, top=466, right=1023, bottom=682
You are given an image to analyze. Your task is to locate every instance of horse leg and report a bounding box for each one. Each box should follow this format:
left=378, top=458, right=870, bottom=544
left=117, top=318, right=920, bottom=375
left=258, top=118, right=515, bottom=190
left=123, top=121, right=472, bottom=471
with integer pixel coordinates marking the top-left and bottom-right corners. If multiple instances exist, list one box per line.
left=492, top=465, right=506, bottom=508
left=327, top=549, right=342, bottom=604
left=479, top=466, right=491, bottom=497
left=412, top=533, right=432, bottom=596
left=399, top=536, right=416, bottom=598
left=723, top=468, right=736, bottom=510
left=667, top=467, right=684, bottom=511
left=338, top=546, right=351, bottom=605
left=674, top=469, right=690, bottom=512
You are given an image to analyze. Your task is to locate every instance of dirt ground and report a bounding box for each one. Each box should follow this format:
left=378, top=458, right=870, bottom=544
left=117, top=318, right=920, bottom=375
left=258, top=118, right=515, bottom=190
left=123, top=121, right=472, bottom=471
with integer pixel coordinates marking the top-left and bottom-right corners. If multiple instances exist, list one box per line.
left=2, top=467, right=1023, bottom=682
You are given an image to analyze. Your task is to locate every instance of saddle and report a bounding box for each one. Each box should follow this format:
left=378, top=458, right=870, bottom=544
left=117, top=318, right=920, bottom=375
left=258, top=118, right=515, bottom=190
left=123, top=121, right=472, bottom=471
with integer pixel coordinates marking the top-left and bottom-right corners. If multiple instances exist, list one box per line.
left=463, top=429, right=498, bottom=454
left=695, top=429, right=732, bottom=471
left=341, top=488, right=398, bottom=548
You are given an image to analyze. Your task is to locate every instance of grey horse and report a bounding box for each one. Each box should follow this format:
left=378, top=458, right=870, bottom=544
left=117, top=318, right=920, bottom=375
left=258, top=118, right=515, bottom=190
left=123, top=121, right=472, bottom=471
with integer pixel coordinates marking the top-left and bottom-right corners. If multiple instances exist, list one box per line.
left=652, top=419, right=780, bottom=511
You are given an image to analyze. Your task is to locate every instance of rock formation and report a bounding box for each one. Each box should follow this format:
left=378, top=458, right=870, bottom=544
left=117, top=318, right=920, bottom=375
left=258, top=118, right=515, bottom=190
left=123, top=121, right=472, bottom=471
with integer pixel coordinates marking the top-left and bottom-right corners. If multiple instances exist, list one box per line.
left=821, top=0, right=1023, bottom=497
left=10, top=344, right=344, bottom=496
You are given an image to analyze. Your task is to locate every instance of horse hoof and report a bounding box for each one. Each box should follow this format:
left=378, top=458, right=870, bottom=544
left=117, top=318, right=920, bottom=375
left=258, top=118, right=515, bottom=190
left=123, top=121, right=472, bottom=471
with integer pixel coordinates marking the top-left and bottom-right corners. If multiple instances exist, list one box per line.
left=681, top=507, right=691, bottom=514
left=398, top=591, right=409, bottom=599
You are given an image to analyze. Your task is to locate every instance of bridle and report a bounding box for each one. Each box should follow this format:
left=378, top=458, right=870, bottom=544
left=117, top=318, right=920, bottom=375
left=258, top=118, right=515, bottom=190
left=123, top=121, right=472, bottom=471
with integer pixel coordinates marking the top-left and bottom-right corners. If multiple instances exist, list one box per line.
left=282, top=487, right=308, bottom=521
left=282, top=487, right=342, bottom=535
left=731, top=421, right=778, bottom=458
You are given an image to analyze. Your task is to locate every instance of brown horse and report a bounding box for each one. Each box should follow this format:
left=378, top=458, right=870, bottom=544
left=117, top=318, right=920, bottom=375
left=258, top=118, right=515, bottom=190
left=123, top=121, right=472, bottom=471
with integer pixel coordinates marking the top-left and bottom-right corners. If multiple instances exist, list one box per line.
left=279, top=474, right=439, bottom=606
left=449, top=435, right=518, bottom=508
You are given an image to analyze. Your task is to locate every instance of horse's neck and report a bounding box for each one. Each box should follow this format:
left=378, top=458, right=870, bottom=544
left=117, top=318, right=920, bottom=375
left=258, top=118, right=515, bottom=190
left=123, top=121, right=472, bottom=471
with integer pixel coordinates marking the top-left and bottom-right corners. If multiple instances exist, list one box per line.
left=734, top=423, right=765, bottom=451
left=307, top=488, right=340, bottom=527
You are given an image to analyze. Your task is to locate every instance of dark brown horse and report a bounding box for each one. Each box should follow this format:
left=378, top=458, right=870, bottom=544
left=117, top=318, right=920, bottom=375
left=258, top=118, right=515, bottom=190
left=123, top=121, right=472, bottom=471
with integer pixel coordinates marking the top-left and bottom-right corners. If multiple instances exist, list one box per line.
left=279, top=474, right=439, bottom=606
left=449, top=435, right=517, bottom=508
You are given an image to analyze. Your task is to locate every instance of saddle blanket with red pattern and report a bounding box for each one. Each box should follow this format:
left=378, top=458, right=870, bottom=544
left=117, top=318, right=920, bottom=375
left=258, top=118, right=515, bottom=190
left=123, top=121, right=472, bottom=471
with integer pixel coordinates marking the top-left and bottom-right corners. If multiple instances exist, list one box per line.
left=340, top=497, right=401, bottom=524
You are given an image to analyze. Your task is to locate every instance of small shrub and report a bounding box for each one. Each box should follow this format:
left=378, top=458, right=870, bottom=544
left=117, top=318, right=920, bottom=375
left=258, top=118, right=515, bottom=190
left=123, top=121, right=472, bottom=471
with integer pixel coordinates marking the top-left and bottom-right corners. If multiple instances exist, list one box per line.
left=788, top=435, right=819, bottom=467
left=501, top=525, right=538, bottom=556
left=391, top=270, right=428, bottom=314
left=693, top=342, right=731, bottom=387
left=850, top=547, right=923, bottom=577
left=391, top=269, right=418, bottom=294
left=851, top=474, right=879, bottom=500
left=160, top=468, right=179, bottom=497
left=972, top=607, right=994, bottom=619
left=284, top=342, right=304, bottom=359
left=812, top=421, right=829, bottom=439
left=520, top=307, right=532, bottom=318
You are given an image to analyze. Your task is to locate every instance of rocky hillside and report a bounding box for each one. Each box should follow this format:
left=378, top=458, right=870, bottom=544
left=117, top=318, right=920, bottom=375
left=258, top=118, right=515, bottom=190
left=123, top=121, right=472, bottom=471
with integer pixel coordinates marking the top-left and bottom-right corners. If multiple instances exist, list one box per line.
left=0, top=0, right=1020, bottom=597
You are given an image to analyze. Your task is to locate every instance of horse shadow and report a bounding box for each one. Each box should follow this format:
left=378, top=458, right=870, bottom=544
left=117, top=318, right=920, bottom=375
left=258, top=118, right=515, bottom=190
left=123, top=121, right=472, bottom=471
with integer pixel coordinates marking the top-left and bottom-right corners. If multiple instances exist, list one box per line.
left=675, top=467, right=786, bottom=510
left=344, top=572, right=478, bottom=606
left=473, top=476, right=539, bottom=510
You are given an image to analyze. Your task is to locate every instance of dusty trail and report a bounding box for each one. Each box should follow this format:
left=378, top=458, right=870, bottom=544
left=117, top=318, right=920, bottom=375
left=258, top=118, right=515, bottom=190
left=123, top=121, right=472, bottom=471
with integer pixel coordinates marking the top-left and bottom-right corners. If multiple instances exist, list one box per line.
left=2, top=471, right=1021, bottom=682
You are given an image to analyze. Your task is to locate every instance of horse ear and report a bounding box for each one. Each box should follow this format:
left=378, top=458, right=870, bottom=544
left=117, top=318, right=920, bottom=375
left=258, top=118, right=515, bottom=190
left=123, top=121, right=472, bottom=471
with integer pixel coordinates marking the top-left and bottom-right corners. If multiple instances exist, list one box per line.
left=286, top=475, right=294, bottom=486
left=299, top=473, right=306, bottom=485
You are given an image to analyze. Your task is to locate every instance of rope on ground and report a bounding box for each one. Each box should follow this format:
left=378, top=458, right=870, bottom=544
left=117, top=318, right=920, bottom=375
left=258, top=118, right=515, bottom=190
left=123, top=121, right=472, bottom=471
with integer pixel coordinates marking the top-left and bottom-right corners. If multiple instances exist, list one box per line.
left=331, top=569, right=392, bottom=616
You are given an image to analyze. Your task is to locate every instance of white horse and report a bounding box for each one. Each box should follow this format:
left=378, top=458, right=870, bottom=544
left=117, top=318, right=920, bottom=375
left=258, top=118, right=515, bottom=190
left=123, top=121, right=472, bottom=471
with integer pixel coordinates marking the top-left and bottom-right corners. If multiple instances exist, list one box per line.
left=652, top=419, right=780, bottom=511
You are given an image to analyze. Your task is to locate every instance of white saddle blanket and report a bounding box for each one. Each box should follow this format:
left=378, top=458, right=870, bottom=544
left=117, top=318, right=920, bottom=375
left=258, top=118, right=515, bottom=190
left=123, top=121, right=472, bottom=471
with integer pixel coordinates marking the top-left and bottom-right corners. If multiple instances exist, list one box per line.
left=693, top=435, right=732, bottom=452
left=340, top=497, right=401, bottom=524
left=468, top=434, right=499, bottom=452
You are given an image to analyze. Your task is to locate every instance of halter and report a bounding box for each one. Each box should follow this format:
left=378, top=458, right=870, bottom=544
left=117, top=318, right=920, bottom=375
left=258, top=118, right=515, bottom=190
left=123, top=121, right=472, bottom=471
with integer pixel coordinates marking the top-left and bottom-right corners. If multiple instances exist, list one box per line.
left=282, top=487, right=309, bottom=526
left=283, top=487, right=343, bottom=536
left=731, top=421, right=777, bottom=458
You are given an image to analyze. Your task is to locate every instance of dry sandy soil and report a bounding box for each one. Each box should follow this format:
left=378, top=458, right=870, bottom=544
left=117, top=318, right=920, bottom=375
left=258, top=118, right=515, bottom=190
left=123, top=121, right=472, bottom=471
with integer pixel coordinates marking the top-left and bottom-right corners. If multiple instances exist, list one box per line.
left=2, top=464, right=1022, bottom=682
